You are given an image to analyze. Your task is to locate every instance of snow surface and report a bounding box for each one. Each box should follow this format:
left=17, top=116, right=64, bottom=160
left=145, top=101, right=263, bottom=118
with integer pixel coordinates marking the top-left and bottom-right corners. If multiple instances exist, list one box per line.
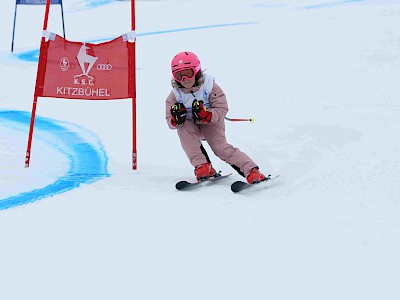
left=1, top=0, right=400, bottom=299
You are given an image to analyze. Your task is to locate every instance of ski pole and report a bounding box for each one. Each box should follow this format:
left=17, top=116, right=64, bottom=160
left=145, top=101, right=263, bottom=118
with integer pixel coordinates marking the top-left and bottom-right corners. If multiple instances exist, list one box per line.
left=224, top=117, right=254, bottom=122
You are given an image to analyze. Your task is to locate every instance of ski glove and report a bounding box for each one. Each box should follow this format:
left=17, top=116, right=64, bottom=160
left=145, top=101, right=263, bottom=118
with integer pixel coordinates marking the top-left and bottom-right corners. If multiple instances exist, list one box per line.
left=192, top=100, right=212, bottom=123
left=170, top=102, right=187, bottom=127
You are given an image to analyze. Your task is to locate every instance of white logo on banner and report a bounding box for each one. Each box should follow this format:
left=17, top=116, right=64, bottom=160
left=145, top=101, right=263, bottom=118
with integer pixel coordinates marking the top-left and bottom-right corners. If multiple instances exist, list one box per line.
left=60, top=57, right=69, bottom=71
left=77, top=44, right=98, bottom=75
left=97, top=64, right=112, bottom=71
left=74, top=44, right=97, bottom=86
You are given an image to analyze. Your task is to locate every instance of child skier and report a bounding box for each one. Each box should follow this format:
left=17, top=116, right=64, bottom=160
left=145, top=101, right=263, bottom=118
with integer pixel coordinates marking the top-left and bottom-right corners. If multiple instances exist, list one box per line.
left=165, top=51, right=267, bottom=183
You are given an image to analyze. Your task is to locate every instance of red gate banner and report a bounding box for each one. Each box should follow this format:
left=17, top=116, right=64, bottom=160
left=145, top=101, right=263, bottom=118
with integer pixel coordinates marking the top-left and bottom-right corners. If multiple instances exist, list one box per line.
left=26, top=0, right=137, bottom=170
left=36, top=33, right=135, bottom=100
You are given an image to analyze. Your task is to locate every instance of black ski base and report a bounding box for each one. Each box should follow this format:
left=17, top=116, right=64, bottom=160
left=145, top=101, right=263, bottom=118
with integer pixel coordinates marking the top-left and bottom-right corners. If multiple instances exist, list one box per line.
left=231, top=175, right=280, bottom=193
left=176, top=172, right=232, bottom=191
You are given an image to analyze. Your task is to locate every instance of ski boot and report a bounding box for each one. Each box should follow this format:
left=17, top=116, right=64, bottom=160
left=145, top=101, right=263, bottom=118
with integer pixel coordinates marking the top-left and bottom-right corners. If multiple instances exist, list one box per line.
left=195, top=163, right=217, bottom=181
left=246, top=167, right=266, bottom=184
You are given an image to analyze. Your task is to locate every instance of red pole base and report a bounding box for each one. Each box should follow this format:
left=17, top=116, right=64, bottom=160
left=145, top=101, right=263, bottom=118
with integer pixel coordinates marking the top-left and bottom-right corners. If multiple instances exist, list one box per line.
left=132, top=150, right=137, bottom=170
left=25, top=151, right=31, bottom=168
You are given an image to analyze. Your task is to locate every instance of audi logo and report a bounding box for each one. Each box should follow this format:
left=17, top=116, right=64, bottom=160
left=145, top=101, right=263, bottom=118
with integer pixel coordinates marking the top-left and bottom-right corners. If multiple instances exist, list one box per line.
left=96, top=64, right=113, bottom=71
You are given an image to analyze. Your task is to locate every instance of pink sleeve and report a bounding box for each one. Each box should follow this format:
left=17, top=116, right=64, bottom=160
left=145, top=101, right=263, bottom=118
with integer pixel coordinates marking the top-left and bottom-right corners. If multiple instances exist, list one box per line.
left=208, top=82, right=228, bottom=124
left=166, top=91, right=178, bottom=129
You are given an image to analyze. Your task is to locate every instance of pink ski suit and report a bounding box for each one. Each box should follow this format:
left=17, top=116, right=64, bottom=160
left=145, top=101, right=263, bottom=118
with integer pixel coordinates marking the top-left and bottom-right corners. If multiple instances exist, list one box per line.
left=165, top=74, right=258, bottom=177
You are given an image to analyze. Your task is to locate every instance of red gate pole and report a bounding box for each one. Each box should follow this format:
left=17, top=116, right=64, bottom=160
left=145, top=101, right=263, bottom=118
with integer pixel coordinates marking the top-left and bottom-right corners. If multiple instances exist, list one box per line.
left=131, top=0, right=137, bottom=170
left=25, top=0, right=52, bottom=168
left=25, top=97, right=38, bottom=167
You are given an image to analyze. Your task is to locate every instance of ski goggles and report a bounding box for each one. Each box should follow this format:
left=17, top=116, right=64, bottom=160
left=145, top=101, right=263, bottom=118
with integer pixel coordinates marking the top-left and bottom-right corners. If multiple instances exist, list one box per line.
left=172, top=67, right=196, bottom=82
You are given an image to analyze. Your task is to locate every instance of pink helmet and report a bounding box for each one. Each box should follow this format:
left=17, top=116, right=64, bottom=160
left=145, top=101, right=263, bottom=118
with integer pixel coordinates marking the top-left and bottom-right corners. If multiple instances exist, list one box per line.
left=171, top=51, right=201, bottom=74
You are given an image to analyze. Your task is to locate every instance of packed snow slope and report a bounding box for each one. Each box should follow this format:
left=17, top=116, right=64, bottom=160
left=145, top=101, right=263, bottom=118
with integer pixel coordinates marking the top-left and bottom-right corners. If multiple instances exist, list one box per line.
left=1, top=0, right=400, bottom=299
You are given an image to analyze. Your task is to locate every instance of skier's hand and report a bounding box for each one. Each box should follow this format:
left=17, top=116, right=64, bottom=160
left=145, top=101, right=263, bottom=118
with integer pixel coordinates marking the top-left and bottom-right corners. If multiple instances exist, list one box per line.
left=192, top=100, right=212, bottom=123
left=170, top=102, right=187, bottom=127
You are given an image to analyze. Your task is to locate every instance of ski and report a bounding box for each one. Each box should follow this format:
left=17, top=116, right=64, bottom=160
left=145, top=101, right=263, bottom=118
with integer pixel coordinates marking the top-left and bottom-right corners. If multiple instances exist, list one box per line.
left=231, top=175, right=280, bottom=193
left=176, top=172, right=232, bottom=191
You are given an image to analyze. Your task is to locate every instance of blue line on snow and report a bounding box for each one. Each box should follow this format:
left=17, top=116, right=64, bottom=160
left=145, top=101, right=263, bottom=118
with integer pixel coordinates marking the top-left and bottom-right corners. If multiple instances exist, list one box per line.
left=70, top=0, right=114, bottom=10
left=302, top=0, right=366, bottom=9
left=85, top=0, right=113, bottom=8
left=14, top=22, right=256, bottom=62
left=0, top=110, right=109, bottom=210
